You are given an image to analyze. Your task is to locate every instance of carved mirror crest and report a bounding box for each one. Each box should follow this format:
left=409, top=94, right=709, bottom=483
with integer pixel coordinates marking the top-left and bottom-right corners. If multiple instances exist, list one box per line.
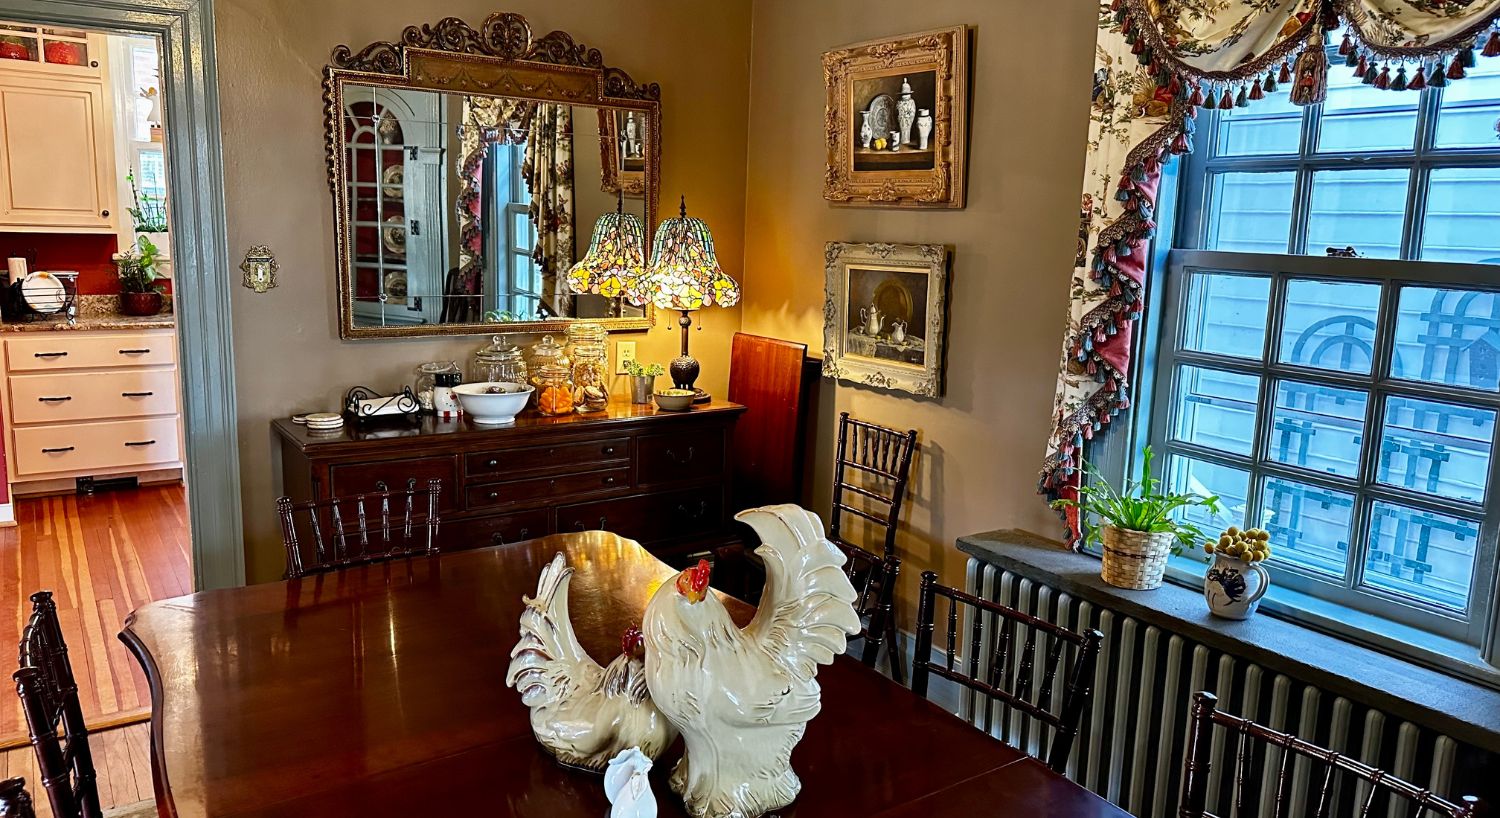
left=325, top=12, right=661, bottom=338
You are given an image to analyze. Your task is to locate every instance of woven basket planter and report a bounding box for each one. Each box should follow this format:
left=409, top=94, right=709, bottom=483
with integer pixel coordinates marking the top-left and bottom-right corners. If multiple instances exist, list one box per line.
left=1100, top=526, right=1174, bottom=590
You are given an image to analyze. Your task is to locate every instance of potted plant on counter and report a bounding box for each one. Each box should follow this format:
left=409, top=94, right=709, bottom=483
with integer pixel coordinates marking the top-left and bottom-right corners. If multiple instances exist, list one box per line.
left=624, top=359, right=664, bottom=404
left=115, top=235, right=166, bottom=317
left=1050, top=446, right=1220, bottom=591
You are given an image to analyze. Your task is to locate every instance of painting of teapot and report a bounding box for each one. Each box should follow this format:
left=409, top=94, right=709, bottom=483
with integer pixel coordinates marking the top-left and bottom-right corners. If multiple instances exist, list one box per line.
left=859, top=303, right=883, bottom=336
left=890, top=320, right=908, bottom=344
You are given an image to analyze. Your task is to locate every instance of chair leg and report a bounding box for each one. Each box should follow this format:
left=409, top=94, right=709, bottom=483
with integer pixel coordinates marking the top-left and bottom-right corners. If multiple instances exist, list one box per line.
left=885, top=613, right=905, bottom=686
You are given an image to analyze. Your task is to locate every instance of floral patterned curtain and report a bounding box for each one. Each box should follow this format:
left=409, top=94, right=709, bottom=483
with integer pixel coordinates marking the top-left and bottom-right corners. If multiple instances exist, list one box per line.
left=1042, top=0, right=1500, bottom=546
left=524, top=103, right=575, bottom=317
left=456, top=95, right=533, bottom=313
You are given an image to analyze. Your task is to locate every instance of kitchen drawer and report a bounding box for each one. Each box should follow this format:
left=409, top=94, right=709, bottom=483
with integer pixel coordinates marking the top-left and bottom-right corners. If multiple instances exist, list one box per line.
left=5, top=331, right=176, bottom=371
left=467, top=466, right=630, bottom=510
left=9, top=368, right=177, bottom=423
left=329, top=457, right=459, bottom=510
left=638, top=427, right=726, bottom=486
left=443, top=509, right=551, bottom=551
left=557, top=486, right=722, bottom=544
left=466, top=436, right=630, bottom=479
left=13, top=417, right=179, bottom=477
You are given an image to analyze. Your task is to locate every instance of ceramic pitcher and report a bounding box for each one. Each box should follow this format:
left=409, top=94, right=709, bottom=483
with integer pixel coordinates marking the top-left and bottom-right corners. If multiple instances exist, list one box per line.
left=890, top=320, right=908, bottom=344
left=1203, top=554, right=1270, bottom=620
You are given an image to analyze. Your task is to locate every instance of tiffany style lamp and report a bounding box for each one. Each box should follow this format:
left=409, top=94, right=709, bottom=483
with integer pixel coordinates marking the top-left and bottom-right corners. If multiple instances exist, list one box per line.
left=565, top=194, right=649, bottom=307
left=643, top=197, right=740, bottom=403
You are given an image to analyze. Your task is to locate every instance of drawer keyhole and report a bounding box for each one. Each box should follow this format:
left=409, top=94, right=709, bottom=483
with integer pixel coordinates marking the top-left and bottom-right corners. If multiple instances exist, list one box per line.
left=666, top=446, right=696, bottom=465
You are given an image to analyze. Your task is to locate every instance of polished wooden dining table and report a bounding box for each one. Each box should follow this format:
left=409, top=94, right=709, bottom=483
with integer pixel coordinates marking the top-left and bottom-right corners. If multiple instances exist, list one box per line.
left=120, top=532, right=1130, bottom=817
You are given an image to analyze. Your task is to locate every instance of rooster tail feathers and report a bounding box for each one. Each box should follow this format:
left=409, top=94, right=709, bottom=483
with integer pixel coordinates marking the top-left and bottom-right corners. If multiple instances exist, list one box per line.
left=737, top=504, right=862, bottom=679
left=504, top=552, right=601, bottom=699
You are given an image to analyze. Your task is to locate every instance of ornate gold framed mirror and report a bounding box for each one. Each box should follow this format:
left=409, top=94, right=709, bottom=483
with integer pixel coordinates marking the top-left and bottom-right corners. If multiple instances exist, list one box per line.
left=325, top=12, right=661, bottom=339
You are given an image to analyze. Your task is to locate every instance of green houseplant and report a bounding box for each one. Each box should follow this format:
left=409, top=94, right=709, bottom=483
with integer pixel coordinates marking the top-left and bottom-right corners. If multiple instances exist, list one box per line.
left=1050, top=446, right=1220, bottom=590
left=115, top=235, right=166, bottom=316
left=624, top=359, right=664, bottom=404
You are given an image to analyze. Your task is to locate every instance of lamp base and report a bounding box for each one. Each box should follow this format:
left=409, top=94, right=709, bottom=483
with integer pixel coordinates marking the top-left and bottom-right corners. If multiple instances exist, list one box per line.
left=669, top=355, right=710, bottom=403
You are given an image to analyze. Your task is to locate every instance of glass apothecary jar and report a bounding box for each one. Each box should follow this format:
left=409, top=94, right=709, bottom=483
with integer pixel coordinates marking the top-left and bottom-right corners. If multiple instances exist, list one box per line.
left=413, top=361, right=462, bottom=412
left=535, top=362, right=576, bottom=416
left=528, top=335, right=567, bottom=388
left=566, top=322, right=610, bottom=412
left=471, top=336, right=527, bottom=385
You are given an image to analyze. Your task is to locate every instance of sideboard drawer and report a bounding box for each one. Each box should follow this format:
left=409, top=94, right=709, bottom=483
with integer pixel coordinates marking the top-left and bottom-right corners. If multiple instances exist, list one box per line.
left=9, top=368, right=178, bottom=423
left=329, top=457, right=459, bottom=510
left=13, top=417, right=180, bottom=476
left=6, top=331, right=176, bottom=371
left=466, top=436, right=630, bottom=478
left=557, top=486, right=722, bottom=544
left=443, top=509, right=551, bottom=551
left=467, top=466, right=630, bottom=510
left=638, top=428, right=726, bottom=486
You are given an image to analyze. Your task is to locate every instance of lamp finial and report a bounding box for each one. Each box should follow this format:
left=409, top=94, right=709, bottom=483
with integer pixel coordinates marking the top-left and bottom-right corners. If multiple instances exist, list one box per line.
left=679, top=195, right=687, bottom=218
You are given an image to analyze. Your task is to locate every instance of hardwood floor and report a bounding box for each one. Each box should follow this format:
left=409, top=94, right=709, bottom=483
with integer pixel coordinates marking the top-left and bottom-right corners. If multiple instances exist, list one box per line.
left=0, top=484, right=192, bottom=746
left=0, top=722, right=153, bottom=816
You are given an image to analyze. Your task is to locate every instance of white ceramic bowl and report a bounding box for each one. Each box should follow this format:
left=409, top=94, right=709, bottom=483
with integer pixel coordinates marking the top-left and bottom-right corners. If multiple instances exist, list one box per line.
left=453, top=382, right=534, bottom=425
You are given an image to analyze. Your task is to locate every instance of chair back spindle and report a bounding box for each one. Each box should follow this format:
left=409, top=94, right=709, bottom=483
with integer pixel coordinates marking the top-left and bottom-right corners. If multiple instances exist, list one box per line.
left=13, top=591, right=101, bottom=818
left=912, top=571, right=1103, bottom=773
left=1178, top=691, right=1485, bottom=818
left=277, top=478, right=443, bottom=579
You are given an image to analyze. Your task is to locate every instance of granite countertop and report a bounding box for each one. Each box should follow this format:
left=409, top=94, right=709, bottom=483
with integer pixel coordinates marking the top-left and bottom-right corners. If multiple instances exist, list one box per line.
left=0, top=312, right=175, bottom=332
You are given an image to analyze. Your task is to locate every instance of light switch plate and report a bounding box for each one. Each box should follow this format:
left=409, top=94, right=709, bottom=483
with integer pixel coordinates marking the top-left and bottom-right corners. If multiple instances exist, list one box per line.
left=615, top=340, right=637, bottom=374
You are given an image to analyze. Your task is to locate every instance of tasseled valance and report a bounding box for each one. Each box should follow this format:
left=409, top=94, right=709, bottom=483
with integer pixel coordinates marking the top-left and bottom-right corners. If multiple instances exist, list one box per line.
left=1042, top=0, right=1500, bottom=546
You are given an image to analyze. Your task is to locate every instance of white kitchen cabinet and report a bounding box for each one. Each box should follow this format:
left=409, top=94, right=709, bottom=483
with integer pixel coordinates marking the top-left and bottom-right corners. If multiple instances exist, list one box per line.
left=0, top=73, right=118, bottom=231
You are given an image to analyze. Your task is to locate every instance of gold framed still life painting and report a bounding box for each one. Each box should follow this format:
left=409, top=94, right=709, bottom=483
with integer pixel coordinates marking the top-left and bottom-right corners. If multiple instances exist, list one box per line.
left=822, top=26, right=969, bottom=209
left=823, top=242, right=950, bottom=398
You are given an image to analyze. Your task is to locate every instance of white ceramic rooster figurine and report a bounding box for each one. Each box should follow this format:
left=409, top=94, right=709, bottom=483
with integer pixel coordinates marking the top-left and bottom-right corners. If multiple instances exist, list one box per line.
left=643, top=504, right=861, bottom=818
left=506, top=552, right=678, bottom=772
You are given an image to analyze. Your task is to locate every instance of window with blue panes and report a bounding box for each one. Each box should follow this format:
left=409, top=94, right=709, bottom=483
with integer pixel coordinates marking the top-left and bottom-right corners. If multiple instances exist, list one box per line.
left=1152, top=37, right=1500, bottom=648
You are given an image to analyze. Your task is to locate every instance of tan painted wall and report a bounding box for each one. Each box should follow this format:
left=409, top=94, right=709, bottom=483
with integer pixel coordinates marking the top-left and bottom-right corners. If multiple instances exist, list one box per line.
left=739, top=0, right=1098, bottom=616
left=217, top=0, right=751, bottom=582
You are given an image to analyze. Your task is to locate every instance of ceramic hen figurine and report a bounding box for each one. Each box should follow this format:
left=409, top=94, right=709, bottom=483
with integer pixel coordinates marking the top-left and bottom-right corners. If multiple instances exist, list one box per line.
left=506, top=552, right=678, bottom=771
left=643, top=504, right=861, bottom=818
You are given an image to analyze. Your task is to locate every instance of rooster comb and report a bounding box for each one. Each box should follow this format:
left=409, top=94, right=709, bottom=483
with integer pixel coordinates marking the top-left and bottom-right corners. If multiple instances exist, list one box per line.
left=620, top=626, right=644, bottom=657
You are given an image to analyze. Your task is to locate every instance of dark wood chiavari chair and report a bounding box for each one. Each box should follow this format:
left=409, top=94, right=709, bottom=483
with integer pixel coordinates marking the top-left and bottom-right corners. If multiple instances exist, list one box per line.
left=830, top=412, right=917, bottom=683
left=911, top=571, right=1104, bottom=773
left=1179, top=691, right=1485, bottom=818
left=277, top=478, right=443, bottom=579
left=14, top=591, right=102, bottom=818
left=0, top=778, right=36, bottom=818
left=833, top=545, right=901, bottom=671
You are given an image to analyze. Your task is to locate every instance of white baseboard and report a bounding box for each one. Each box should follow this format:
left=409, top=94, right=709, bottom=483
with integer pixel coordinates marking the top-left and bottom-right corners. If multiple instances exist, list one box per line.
left=0, top=502, right=12, bottom=526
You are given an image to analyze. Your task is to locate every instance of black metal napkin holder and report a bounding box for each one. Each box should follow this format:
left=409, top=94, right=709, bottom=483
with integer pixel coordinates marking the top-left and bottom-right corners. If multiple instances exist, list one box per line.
left=343, top=386, right=421, bottom=426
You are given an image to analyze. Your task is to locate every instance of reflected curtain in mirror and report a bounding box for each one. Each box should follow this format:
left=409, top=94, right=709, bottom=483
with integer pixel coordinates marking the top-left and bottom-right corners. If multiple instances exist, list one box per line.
left=524, top=103, right=574, bottom=318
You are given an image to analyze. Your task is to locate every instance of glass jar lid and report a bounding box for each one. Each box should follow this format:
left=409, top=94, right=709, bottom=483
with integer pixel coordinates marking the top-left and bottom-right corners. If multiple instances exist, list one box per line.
left=537, top=361, right=572, bottom=380
left=530, top=334, right=565, bottom=362
left=565, top=322, right=607, bottom=343
left=474, top=335, right=523, bottom=365
left=415, top=360, right=462, bottom=375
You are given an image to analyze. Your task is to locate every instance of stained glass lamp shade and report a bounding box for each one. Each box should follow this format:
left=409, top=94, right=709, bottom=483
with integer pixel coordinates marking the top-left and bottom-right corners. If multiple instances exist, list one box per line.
left=566, top=202, right=648, bottom=306
left=644, top=197, right=741, bottom=401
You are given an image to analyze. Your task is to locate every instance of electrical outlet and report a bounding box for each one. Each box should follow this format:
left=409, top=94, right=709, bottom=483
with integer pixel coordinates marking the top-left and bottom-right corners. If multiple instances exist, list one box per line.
left=616, top=340, right=638, bottom=374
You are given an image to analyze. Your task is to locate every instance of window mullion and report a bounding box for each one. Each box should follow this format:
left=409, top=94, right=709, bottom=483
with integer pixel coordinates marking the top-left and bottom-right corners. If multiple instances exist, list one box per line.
left=1291, top=104, right=1321, bottom=256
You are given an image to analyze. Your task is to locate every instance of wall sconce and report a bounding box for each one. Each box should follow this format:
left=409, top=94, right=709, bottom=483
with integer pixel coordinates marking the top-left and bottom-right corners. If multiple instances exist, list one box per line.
left=240, top=245, right=279, bottom=293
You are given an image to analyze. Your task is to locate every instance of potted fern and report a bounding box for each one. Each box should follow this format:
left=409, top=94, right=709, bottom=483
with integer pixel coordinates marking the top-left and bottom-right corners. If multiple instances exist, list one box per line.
left=1050, top=447, right=1220, bottom=590
left=114, top=235, right=166, bottom=316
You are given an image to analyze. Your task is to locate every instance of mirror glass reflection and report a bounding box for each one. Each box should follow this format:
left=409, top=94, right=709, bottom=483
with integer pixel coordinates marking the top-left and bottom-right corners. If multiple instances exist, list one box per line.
left=341, top=84, right=650, bottom=328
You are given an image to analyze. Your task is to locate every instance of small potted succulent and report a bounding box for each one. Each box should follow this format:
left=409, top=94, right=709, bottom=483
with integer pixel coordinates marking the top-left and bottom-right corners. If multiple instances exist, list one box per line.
left=1050, top=447, right=1220, bottom=590
left=115, top=235, right=166, bottom=316
left=623, top=359, right=664, bottom=404
left=1203, top=527, right=1273, bottom=620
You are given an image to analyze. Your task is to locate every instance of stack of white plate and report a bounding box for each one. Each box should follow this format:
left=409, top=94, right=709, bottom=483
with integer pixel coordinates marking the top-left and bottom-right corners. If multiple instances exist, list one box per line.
left=302, top=412, right=345, bottom=432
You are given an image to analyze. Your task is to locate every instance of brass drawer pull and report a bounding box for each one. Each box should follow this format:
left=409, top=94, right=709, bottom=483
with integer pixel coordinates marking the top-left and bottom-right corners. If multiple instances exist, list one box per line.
left=125, top=440, right=157, bottom=447
left=41, top=446, right=75, bottom=454
left=118, top=348, right=152, bottom=355
left=666, top=446, right=695, bottom=465
left=33, top=351, right=67, bottom=359
left=37, top=396, right=72, bottom=403
left=122, top=391, right=155, bottom=398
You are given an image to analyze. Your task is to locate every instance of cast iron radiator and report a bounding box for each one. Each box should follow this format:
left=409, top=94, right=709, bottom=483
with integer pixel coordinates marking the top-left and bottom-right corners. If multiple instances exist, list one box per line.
left=961, top=558, right=1490, bottom=818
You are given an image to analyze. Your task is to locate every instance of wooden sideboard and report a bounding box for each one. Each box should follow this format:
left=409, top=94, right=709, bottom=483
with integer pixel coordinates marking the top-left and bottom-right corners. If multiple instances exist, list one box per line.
left=272, top=400, right=745, bottom=562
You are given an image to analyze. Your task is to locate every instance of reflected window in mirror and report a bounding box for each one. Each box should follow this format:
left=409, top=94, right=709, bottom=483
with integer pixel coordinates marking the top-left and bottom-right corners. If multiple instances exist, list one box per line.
left=483, top=141, right=542, bottom=323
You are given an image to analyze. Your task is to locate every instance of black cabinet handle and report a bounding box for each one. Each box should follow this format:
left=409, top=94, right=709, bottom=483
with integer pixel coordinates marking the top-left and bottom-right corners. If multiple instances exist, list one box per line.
left=41, top=446, right=74, bottom=454
left=33, top=351, right=67, bottom=359
left=124, top=440, right=156, bottom=447
left=101, top=209, right=110, bottom=217
left=37, top=396, right=72, bottom=403
left=121, top=391, right=155, bottom=398
left=666, top=446, right=695, bottom=465
left=598, top=516, right=608, bottom=530
left=118, top=348, right=151, bottom=355
left=676, top=500, right=709, bottom=521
